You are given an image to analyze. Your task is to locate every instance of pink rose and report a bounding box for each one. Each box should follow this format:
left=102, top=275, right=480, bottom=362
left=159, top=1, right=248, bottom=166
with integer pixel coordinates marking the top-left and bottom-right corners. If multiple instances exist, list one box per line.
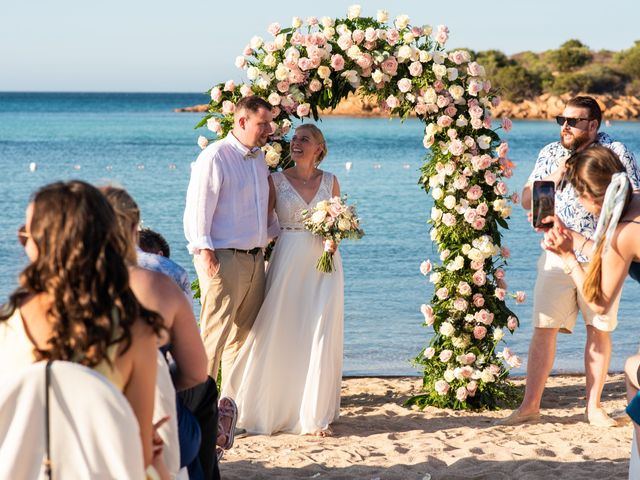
left=501, top=246, right=511, bottom=259
left=494, top=288, right=506, bottom=301
left=507, top=355, right=522, bottom=368
left=472, top=217, right=486, bottom=230
left=495, top=268, right=505, bottom=280
left=240, top=84, right=253, bottom=97
left=442, top=213, right=456, bottom=227
left=495, top=181, right=508, bottom=195
left=290, top=32, right=304, bottom=45
left=477, top=202, right=488, bottom=216
left=386, top=29, right=400, bottom=45
left=466, top=380, right=478, bottom=396
left=415, top=103, right=428, bottom=115
left=470, top=117, right=483, bottom=129
left=511, top=192, right=520, bottom=204
left=235, top=56, right=247, bottom=69
left=337, top=35, right=353, bottom=51
left=420, top=304, right=435, bottom=325
left=210, top=87, right=222, bottom=103
left=381, top=56, right=398, bottom=75
left=206, top=118, right=222, bottom=134
left=331, top=54, right=345, bottom=71
left=489, top=364, right=502, bottom=376
left=463, top=353, right=476, bottom=365
left=449, top=51, right=466, bottom=65
left=473, top=325, right=487, bottom=340
left=298, top=57, right=314, bottom=71
left=507, top=316, right=518, bottom=331
left=243, top=44, right=253, bottom=56
left=458, top=282, right=472, bottom=296
left=434, top=380, right=450, bottom=395
left=437, top=115, right=453, bottom=128
left=437, top=95, right=450, bottom=108
left=424, top=347, right=436, bottom=359
left=223, top=80, right=235, bottom=92
left=277, top=80, right=290, bottom=93
left=456, top=386, right=468, bottom=402
left=467, top=185, right=483, bottom=201
left=472, top=293, right=485, bottom=307
left=472, top=270, right=486, bottom=286
left=309, top=79, right=323, bottom=92
left=475, top=309, right=492, bottom=325
left=296, top=103, right=310, bottom=117
left=449, top=140, right=465, bottom=157
left=439, top=349, right=453, bottom=362
left=445, top=105, right=457, bottom=117
left=453, top=298, right=468, bottom=311
left=464, top=209, right=477, bottom=224
left=436, top=287, right=449, bottom=300
left=515, top=291, right=526, bottom=304
left=467, top=62, right=483, bottom=76
left=268, top=22, right=281, bottom=36
left=453, top=175, right=468, bottom=190
left=470, top=260, right=484, bottom=271
left=433, top=79, right=445, bottom=92
left=352, top=29, right=365, bottom=44
left=409, top=61, right=423, bottom=77
left=497, top=142, right=509, bottom=158
left=386, top=95, right=400, bottom=109
left=484, top=171, right=496, bottom=186
left=502, top=117, right=513, bottom=132
left=356, top=54, right=373, bottom=70
left=365, top=27, right=377, bottom=42
left=435, top=30, right=448, bottom=45
left=397, top=78, right=412, bottom=93
left=222, top=100, right=235, bottom=114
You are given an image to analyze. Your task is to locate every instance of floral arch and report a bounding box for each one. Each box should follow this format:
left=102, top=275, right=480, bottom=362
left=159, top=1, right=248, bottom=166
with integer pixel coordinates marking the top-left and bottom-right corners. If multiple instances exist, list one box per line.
left=197, top=5, right=524, bottom=410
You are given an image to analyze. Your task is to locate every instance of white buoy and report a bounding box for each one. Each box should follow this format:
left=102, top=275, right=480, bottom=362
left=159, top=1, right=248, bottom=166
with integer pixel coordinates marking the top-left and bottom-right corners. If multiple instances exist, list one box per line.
left=105, top=165, right=113, bottom=171
left=168, top=163, right=177, bottom=170
left=403, top=163, right=410, bottom=169
left=373, top=163, right=381, bottom=169
left=29, top=162, right=37, bottom=172
left=345, top=161, right=353, bottom=171
left=73, top=164, right=81, bottom=171
left=137, top=164, right=145, bottom=170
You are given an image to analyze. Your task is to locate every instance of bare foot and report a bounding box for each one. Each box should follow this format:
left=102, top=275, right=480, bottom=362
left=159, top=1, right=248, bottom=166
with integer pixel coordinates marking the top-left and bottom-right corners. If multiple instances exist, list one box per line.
left=310, top=427, right=333, bottom=437
left=494, top=409, right=541, bottom=426
left=585, top=407, right=616, bottom=428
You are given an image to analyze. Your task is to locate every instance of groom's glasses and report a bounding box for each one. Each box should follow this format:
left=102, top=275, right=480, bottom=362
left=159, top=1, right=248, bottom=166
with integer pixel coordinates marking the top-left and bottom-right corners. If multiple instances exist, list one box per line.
left=555, top=115, right=592, bottom=128
left=17, top=225, right=29, bottom=247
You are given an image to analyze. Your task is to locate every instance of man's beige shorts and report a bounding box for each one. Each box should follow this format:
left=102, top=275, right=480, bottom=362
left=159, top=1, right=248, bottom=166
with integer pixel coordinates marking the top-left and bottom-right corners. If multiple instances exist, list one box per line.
left=532, top=251, right=620, bottom=333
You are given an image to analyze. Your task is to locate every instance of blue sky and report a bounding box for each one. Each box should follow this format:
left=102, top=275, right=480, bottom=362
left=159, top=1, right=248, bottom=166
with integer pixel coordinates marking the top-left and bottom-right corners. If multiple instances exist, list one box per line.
left=1, top=0, right=638, bottom=92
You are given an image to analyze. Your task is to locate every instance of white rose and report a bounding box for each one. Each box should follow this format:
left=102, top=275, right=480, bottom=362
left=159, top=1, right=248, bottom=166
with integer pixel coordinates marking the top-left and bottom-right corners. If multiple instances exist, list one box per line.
left=347, top=44, right=361, bottom=60
left=443, top=195, right=456, bottom=210
left=267, top=92, right=281, bottom=106
left=347, top=4, right=361, bottom=19
left=440, top=322, right=455, bottom=337
left=493, top=328, right=505, bottom=342
left=444, top=369, right=456, bottom=382
left=430, top=228, right=439, bottom=241
left=423, top=24, right=433, bottom=36
left=395, top=14, right=410, bottom=30
left=338, top=218, right=351, bottom=231
left=432, top=187, right=443, bottom=200
left=247, top=66, right=260, bottom=80
left=317, top=65, right=331, bottom=79
left=371, top=69, right=384, bottom=83
left=292, top=16, right=303, bottom=29
left=397, top=45, right=413, bottom=63
left=264, top=149, right=280, bottom=167
left=376, top=9, right=389, bottom=23
left=447, top=68, right=458, bottom=81
left=263, top=54, right=277, bottom=68
left=424, top=88, right=437, bottom=104
left=419, top=50, right=432, bottom=63
left=275, top=64, right=289, bottom=81
left=274, top=34, right=287, bottom=50
left=311, top=210, right=327, bottom=224
left=235, top=56, right=247, bottom=69
left=477, top=135, right=491, bottom=150
left=480, top=369, right=495, bottom=383
left=431, top=207, right=443, bottom=221
left=432, top=64, right=447, bottom=79
left=321, top=16, right=334, bottom=28
left=449, top=85, right=464, bottom=100
left=430, top=272, right=441, bottom=284
left=250, top=36, right=264, bottom=50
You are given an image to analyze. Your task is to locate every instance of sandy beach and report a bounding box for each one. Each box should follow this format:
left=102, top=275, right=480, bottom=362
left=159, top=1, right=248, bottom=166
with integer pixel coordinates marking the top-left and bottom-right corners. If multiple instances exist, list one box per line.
left=220, top=374, right=632, bottom=479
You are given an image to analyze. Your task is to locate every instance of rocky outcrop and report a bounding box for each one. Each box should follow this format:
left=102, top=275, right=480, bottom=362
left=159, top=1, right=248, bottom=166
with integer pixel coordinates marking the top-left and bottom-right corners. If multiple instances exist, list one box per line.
left=176, top=93, right=640, bottom=120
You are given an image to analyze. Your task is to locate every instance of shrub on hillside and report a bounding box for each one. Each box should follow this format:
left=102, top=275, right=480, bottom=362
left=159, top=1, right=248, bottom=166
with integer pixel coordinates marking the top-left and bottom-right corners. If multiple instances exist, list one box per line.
left=493, top=65, right=542, bottom=102
left=615, top=40, right=640, bottom=78
left=547, top=39, right=592, bottom=72
left=551, top=65, right=627, bottom=95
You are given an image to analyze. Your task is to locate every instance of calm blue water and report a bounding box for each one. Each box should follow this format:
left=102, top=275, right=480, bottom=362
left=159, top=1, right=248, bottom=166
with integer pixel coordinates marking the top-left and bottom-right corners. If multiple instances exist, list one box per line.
left=1, top=92, right=639, bottom=376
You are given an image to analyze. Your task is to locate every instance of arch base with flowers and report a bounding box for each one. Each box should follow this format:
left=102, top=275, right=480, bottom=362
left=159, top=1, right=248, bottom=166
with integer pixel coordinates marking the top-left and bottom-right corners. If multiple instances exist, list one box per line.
left=197, top=6, right=525, bottom=411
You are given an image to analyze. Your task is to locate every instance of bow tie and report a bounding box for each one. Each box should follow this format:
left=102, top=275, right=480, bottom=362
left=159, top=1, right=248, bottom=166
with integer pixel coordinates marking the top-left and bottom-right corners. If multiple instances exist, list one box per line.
left=244, top=148, right=260, bottom=159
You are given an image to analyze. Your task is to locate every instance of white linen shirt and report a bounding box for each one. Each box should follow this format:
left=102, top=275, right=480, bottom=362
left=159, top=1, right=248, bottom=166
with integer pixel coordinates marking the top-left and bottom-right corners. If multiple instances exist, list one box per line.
left=527, top=131, right=640, bottom=262
left=184, top=133, right=270, bottom=254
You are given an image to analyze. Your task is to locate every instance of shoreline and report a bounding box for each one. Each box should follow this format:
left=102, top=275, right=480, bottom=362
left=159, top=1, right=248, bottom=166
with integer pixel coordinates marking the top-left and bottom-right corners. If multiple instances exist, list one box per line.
left=221, top=373, right=631, bottom=480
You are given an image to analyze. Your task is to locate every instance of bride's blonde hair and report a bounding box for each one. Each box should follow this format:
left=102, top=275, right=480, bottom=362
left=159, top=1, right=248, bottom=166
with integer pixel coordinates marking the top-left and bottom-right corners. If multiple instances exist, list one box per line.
left=296, top=124, right=327, bottom=165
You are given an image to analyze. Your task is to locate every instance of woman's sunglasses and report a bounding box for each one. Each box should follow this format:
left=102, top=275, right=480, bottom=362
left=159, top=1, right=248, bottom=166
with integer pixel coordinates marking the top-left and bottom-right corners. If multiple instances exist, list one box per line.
left=17, top=225, right=29, bottom=247
left=555, top=115, right=593, bottom=128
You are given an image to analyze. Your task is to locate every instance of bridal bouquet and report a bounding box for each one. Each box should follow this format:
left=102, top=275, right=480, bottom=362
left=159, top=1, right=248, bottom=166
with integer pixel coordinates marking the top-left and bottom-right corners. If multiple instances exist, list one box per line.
left=301, top=196, right=364, bottom=273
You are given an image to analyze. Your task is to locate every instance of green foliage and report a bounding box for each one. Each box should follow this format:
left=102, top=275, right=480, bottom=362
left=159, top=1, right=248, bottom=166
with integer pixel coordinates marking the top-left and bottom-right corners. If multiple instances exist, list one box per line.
left=546, top=40, right=592, bottom=72
left=474, top=49, right=513, bottom=77
left=616, top=40, right=640, bottom=78
left=551, top=65, right=627, bottom=95
left=493, top=65, right=543, bottom=102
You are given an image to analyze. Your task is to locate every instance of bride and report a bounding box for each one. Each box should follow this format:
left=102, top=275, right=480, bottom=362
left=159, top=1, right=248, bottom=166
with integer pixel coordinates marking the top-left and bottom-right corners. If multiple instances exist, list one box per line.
left=222, top=124, right=344, bottom=436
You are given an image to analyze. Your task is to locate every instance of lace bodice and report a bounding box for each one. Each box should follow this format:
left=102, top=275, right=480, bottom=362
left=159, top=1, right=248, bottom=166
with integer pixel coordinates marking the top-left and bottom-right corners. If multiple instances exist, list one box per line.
left=272, top=171, right=334, bottom=231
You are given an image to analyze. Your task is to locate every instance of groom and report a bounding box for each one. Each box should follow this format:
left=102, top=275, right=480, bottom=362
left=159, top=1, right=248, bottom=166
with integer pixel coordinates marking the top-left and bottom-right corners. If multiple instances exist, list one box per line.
left=184, top=95, right=274, bottom=381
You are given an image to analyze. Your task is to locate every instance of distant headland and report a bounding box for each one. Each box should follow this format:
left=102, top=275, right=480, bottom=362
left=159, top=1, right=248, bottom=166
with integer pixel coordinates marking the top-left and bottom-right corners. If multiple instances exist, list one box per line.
left=176, top=39, right=640, bottom=120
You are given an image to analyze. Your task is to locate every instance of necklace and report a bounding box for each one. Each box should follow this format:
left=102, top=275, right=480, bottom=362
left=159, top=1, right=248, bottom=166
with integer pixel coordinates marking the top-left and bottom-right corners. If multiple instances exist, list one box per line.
left=292, top=169, right=319, bottom=185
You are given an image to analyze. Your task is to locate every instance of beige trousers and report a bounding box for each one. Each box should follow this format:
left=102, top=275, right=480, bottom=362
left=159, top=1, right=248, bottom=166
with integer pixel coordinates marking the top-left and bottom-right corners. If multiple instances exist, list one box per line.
left=194, top=249, right=265, bottom=381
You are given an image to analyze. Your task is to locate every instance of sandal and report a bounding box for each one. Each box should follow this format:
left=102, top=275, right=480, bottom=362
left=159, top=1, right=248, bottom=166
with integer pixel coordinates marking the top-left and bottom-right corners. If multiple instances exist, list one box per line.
left=218, top=397, right=238, bottom=450
left=216, top=446, right=224, bottom=462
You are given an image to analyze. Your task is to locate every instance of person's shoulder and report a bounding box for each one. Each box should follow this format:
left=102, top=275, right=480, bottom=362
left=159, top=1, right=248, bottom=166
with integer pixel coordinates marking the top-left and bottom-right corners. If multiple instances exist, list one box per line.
left=196, top=137, right=233, bottom=163
left=538, top=141, right=562, bottom=156
left=600, top=133, right=633, bottom=155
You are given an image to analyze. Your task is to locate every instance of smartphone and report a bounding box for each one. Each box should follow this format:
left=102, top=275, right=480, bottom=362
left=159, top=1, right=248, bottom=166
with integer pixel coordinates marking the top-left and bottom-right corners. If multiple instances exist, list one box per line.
left=532, top=180, right=555, bottom=228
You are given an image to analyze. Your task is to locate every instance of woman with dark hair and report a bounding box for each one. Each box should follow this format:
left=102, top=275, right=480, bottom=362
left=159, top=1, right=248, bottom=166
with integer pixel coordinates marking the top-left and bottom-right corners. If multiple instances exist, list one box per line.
left=541, top=145, right=640, bottom=445
left=0, top=180, right=167, bottom=475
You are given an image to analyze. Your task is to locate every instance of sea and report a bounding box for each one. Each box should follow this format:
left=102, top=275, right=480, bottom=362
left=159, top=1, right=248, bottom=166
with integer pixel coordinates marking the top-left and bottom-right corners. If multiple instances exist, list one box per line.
left=1, top=92, right=639, bottom=376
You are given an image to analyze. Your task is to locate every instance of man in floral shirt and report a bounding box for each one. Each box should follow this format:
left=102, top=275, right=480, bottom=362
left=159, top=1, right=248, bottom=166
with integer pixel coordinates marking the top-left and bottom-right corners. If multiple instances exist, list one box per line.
left=501, top=96, right=640, bottom=427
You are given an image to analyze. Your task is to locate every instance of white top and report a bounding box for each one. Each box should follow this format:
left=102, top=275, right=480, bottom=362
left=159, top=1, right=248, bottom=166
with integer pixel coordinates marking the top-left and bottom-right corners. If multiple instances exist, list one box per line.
left=183, top=133, right=270, bottom=254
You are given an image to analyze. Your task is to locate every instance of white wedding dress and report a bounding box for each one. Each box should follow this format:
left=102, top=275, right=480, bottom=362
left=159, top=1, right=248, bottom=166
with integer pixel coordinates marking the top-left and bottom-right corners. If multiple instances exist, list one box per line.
left=222, top=170, right=344, bottom=435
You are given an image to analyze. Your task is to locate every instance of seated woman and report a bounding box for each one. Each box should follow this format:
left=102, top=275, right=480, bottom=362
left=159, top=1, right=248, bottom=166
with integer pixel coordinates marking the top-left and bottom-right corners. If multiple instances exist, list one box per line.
left=541, top=145, right=640, bottom=444
left=1, top=180, right=168, bottom=477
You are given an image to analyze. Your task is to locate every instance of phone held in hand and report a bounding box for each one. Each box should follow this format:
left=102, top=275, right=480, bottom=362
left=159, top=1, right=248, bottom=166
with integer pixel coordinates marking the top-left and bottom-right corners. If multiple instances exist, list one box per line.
left=532, top=180, right=555, bottom=228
